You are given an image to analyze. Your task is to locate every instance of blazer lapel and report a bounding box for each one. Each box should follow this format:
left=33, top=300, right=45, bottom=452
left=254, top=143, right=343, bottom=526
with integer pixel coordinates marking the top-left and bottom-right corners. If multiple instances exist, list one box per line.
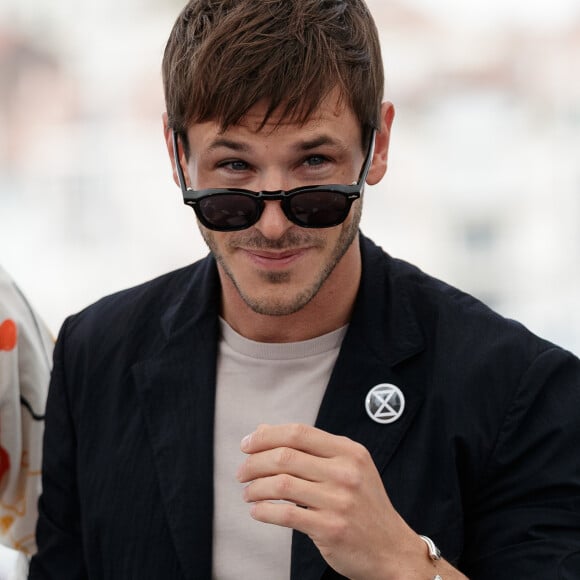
left=131, top=258, right=221, bottom=580
left=291, top=235, right=427, bottom=580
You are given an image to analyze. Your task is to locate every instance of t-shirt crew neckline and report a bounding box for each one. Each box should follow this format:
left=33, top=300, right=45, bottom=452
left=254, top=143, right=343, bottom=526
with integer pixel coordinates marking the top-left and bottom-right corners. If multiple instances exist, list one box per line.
left=218, top=317, right=349, bottom=360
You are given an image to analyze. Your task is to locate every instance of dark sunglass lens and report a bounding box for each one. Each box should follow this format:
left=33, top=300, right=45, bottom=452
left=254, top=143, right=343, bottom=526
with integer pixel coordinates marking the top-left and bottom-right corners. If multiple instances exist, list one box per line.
left=289, top=191, right=349, bottom=227
left=198, top=194, right=259, bottom=229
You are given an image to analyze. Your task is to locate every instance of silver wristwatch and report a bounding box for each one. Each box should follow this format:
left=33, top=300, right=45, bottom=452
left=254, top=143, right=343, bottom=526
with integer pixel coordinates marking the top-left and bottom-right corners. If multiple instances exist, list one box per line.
left=419, top=535, right=442, bottom=580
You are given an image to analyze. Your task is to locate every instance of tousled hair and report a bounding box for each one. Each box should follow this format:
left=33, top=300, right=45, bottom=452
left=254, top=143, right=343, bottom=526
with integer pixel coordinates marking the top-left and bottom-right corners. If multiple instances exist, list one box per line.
left=162, top=0, right=384, bottom=152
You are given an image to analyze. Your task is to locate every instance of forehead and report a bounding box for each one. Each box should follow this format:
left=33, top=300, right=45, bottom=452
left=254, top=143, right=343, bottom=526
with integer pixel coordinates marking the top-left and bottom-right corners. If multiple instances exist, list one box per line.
left=187, top=88, right=361, bottom=149
left=239, top=88, right=349, bottom=130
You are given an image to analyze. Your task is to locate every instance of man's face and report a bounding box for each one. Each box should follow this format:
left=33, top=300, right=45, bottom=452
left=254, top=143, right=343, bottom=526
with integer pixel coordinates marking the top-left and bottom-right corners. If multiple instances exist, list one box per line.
left=182, top=92, right=368, bottom=317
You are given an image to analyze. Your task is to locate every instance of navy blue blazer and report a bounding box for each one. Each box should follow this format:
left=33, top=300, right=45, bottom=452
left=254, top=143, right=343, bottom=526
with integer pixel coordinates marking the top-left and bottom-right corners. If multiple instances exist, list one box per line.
left=30, top=235, right=580, bottom=579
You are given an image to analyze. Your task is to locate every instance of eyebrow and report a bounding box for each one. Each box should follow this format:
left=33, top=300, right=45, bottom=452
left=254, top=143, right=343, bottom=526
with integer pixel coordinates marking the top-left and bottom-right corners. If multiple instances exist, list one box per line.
left=207, top=138, right=250, bottom=153
left=206, top=135, right=349, bottom=154
left=293, top=136, right=348, bottom=152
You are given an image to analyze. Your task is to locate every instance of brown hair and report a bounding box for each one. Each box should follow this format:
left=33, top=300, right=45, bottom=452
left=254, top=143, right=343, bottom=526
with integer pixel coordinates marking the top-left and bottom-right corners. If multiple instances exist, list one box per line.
left=162, top=0, right=384, bottom=152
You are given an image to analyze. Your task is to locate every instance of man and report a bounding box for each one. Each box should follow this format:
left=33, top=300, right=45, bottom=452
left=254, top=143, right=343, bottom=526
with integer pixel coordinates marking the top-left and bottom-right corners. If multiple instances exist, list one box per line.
left=30, top=0, right=580, bottom=578
left=0, top=266, right=52, bottom=575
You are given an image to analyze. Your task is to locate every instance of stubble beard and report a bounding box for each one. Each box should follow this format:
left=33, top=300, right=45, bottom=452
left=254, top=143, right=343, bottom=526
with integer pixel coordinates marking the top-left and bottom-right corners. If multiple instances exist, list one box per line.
left=200, top=202, right=362, bottom=317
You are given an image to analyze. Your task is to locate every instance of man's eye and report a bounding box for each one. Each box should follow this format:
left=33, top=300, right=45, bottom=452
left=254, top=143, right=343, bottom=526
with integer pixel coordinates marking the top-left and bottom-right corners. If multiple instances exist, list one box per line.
left=219, top=160, right=249, bottom=171
left=304, top=155, right=328, bottom=167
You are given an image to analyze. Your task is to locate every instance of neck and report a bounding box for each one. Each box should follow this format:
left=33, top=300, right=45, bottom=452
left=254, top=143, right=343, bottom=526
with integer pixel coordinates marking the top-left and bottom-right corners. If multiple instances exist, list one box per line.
left=220, top=238, right=362, bottom=343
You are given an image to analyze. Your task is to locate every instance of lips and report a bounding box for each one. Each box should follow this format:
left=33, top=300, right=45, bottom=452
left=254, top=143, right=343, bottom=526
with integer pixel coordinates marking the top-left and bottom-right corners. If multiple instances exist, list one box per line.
left=250, top=250, right=301, bottom=260
left=243, top=248, right=307, bottom=268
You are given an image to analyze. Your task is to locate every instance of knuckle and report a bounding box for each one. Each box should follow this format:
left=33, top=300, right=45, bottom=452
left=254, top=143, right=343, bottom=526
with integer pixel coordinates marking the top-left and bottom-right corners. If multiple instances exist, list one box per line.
left=276, top=446, right=295, bottom=467
left=278, top=502, right=296, bottom=527
left=275, top=474, right=293, bottom=497
left=334, top=490, right=356, bottom=516
left=351, top=441, right=370, bottom=466
left=337, top=465, right=363, bottom=490
left=288, top=423, right=309, bottom=446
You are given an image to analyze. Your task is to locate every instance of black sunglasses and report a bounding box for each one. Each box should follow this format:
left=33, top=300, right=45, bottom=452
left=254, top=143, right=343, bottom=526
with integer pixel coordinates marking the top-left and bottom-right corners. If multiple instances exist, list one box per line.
left=172, top=128, right=376, bottom=231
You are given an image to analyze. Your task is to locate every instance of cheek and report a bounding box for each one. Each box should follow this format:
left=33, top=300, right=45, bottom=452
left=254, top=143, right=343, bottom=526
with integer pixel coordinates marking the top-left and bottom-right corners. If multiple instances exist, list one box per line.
left=200, top=226, right=220, bottom=254
left=201, top=227, right=242, bottom=263
left=345, top=198, right=363, bottom=230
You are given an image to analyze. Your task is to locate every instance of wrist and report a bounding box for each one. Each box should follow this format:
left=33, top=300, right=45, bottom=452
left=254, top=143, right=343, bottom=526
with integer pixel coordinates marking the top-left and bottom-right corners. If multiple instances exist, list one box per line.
left=373, top=532, right=443, bottom=580
left=390, top=533, right=443, bottom=580
left=379, top=531, right=465, bottom=580
left=419, top=535, right=442, bottom=580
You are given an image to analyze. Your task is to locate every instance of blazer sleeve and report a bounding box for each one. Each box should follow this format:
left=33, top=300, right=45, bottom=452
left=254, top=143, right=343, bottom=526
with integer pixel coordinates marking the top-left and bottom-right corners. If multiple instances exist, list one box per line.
left=28, top=319, right=87, bottom=579
left=460, top=346, right=580, bottom=578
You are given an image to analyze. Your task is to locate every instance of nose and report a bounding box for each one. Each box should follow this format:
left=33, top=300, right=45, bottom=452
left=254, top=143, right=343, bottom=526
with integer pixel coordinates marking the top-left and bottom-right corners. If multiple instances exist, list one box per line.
left=252, top=170, right=294, bottom=240
left=254, top=199, right=293, bottom=240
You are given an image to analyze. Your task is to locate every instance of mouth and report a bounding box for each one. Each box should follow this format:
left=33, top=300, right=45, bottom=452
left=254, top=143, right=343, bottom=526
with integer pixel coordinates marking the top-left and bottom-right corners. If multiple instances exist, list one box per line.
left=242, top=248, right=308, bottom=269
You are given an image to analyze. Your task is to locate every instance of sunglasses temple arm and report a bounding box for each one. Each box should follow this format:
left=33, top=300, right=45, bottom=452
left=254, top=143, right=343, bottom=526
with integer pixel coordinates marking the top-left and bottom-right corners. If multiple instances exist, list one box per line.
left=172, top=130, right=189, bottom=194
left=359, top=128, right=376, bottom=182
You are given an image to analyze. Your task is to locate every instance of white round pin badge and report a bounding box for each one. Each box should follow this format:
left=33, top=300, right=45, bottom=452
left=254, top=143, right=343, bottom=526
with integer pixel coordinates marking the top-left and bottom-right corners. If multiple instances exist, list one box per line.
left=365, top=383, right=405, bottom=424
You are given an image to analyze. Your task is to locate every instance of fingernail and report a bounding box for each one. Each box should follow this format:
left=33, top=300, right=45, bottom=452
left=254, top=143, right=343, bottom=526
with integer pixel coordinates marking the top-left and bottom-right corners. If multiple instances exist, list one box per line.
left=241, top=433, right=251, bottom=451
left=249, top=503, right=258, bottom=519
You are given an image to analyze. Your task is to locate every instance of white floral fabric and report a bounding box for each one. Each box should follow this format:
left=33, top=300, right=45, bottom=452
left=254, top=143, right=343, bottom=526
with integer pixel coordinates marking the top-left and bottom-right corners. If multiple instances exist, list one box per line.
left=0, top=266, right=52, bottom=556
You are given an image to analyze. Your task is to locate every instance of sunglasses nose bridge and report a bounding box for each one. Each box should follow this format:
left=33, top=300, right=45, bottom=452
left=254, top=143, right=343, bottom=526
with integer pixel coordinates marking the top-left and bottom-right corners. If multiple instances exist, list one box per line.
left=259, top=189, right=286, bottom=199
left=258, top=189, right=304, bottom=227
left=252, top=193, right=296, bottom=237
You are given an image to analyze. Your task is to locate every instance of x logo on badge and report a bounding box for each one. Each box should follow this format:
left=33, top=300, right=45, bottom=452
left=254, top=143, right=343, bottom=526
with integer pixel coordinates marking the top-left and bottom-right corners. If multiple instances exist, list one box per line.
left=365, top=383, right=405, bottom=424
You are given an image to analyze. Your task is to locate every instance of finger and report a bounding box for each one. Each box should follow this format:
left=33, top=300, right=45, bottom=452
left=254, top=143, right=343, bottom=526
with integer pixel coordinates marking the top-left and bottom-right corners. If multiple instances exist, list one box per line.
left=243, top=474, right=327, bottom=509
left=249, top=499, right=319, bottom=536
left=241, top=423, right=351, bottom=458
left=237, top=446, right=330, bottom=484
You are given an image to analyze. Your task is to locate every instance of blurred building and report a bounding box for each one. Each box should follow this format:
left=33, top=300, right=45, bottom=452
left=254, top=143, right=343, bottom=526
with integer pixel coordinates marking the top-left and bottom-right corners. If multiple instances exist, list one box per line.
left=1, top=0, right=579, bottom=353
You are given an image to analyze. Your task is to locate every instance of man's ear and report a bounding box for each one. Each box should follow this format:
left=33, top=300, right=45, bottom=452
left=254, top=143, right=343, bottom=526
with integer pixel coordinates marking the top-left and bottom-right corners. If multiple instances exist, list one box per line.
left=366, top=101, right=395, bottom=186
left=162, top=112, right=182, bottom=188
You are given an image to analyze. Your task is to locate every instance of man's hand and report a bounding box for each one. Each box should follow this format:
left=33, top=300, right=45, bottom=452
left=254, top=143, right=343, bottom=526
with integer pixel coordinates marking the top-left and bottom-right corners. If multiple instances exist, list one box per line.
left=237, top=423, right=458, bottom=580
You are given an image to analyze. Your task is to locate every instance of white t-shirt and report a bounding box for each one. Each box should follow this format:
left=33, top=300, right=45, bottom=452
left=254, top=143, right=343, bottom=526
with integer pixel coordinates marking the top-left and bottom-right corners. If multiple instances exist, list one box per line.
left=212, top=319, right=347, bottom=579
